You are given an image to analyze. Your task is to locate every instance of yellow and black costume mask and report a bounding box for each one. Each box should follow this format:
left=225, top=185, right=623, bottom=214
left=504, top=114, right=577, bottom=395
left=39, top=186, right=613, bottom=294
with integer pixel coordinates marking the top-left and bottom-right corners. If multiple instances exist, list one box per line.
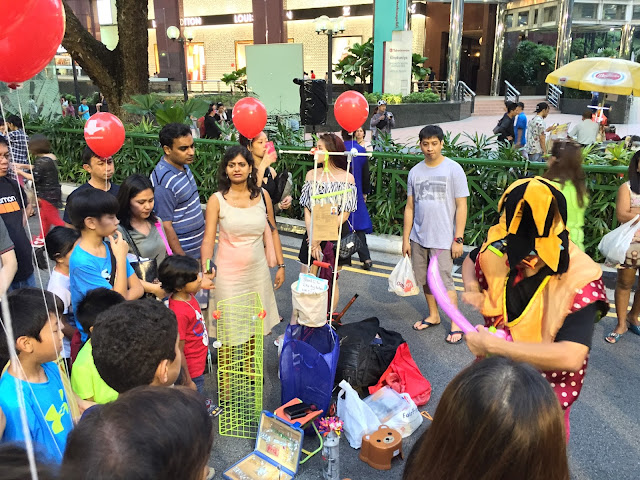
left=485, top=177, right=569, bottom=274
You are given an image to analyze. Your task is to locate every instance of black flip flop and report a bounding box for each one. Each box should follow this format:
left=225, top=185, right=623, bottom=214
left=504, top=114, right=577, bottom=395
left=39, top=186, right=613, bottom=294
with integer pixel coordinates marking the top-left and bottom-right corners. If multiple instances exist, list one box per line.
left=413, top=319, right=440, bottom=331
left=445, top=330, right=465, bottom=345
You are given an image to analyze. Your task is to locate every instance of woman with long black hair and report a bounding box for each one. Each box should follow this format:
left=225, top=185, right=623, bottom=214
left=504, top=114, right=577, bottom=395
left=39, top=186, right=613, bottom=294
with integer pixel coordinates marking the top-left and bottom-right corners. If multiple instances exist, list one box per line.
left=201, top=145, right=285, bottom=336
left=116, top=174, right=170, bottom=299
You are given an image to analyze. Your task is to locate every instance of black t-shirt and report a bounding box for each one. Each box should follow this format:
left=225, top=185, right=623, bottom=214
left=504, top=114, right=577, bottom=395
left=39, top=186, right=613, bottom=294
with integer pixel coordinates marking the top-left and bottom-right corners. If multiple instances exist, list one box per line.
left=63, top=182, right=120, bottom=224
left=204, top=115, right=221, bottom=139
left=0, top=177, right=33, bottom=281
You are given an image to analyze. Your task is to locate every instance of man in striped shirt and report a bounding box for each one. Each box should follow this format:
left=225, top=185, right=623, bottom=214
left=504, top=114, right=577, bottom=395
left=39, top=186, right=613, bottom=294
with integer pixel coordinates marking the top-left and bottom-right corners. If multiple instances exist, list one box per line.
left=151, top=123, right=205, bottom=259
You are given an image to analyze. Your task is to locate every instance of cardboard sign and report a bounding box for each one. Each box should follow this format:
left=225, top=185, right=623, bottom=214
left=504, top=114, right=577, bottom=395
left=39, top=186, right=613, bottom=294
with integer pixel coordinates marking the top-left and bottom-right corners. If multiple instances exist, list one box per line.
left=312, top=202, right=339, bottom=242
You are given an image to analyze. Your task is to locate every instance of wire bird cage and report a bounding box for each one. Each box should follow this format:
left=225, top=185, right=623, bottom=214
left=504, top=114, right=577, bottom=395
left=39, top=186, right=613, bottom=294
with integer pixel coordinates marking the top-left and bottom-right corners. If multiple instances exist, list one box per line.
left=216, top=292, right=264, bottom=438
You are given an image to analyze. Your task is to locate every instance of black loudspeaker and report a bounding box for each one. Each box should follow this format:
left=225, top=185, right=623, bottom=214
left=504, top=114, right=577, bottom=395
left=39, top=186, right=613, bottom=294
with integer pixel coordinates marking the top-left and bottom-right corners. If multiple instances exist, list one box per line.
left=294, top=79, right=328, bottom=125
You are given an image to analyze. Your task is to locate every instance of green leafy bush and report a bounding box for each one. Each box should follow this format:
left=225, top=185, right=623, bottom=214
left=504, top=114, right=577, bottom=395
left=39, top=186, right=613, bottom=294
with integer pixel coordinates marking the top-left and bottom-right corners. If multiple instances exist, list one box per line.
left=221, top=67, right=247, bottom=92
left=335, top=38, right=374, bottom=86
left=25, top=119, right=627, bottom=259
left=502, top=41, right=555, bottom=87
left=401, top=91, right=440, bottom=103
left=365, top=91, right=439, bottom=104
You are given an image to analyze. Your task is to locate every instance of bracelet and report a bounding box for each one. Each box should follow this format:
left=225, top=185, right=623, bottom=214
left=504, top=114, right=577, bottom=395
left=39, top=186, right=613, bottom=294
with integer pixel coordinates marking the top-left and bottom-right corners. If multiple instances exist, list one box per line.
left=277, top=264, right=286, bottom=269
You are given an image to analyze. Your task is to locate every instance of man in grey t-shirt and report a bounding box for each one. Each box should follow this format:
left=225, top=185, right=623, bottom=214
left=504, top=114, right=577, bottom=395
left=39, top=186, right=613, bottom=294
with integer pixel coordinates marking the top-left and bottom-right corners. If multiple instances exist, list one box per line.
left=402, top=125, right=469, bottom=344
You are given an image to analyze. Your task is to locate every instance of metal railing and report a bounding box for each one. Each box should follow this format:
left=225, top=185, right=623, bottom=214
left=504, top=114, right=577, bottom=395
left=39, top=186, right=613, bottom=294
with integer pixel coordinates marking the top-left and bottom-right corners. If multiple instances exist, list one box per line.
left=187, top=80, right=228, bottom=93
left=412, top=80, right=448, bottom=100
left=504, top=80, right=520, bottom=104
left=547, top=84, right=562, bottom=109
left=456, top=81, right=477, bottom=113
left=26, top=125, right=625, bottom=257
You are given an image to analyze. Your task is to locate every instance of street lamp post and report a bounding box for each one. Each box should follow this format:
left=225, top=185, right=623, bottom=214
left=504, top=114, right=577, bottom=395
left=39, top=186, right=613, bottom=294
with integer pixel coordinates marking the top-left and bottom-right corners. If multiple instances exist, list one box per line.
left=166, top=25, right=194, bottom=102
left=314, top=15, right=346, bottom=104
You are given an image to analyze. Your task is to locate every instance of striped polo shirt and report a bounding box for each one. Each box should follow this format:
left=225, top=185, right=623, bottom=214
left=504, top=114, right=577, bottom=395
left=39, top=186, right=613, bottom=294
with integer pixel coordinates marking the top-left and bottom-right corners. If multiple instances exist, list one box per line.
left=151, top=157, right=205, bottom=258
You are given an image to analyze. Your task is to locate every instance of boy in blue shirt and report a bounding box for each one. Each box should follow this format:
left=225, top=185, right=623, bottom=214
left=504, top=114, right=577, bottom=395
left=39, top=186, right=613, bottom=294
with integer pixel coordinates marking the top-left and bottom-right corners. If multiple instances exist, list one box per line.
left=68, top=189, right=143, bottom=342
left=78, top=98, right=90, bottom=122
left=0, top=288, right=75, bottom=463
left=514, top=102, right=527, bottom=149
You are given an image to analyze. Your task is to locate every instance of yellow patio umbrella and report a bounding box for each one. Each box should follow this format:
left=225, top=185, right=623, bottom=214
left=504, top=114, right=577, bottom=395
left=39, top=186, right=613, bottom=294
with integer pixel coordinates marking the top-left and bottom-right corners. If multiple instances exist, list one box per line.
left=546, top=57, right=640, bottom=96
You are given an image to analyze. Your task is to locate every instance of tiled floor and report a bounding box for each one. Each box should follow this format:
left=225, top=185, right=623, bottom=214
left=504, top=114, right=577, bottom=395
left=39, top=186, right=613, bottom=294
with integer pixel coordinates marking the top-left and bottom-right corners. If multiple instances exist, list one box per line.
left=391, top=112, right=640, bottom=146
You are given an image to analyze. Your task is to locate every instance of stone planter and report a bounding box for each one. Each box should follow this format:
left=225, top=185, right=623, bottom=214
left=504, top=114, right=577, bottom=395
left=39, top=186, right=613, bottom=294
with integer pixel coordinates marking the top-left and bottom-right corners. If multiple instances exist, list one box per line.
left=307, top=101, right=473, bottom=132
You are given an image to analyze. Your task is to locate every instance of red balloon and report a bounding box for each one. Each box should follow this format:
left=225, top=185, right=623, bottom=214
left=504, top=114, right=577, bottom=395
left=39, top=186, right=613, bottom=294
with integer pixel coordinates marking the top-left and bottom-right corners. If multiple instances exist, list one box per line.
left=0, top=0, right=65, bottom=84
left=84, top=113, right=126, bottom=158
left=334, top=91, right=369, bottom=133
left=0, top=0, right=38, bottom=42
left=232, top=97, right=268, bottom=139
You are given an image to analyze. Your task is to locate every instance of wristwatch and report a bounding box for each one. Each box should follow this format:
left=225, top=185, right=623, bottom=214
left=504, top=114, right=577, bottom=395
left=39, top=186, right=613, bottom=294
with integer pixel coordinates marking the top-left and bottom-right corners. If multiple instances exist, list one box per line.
left=277, top=264, right=286, bottom=269
left=455, top=237, right=464, bottom=244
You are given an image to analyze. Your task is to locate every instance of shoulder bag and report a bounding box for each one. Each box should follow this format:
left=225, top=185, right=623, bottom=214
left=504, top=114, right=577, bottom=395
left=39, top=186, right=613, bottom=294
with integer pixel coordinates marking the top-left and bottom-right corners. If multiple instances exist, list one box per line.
left=337, top=221, right=362, bottom=260
left=120, top=227, right=159, bottom=285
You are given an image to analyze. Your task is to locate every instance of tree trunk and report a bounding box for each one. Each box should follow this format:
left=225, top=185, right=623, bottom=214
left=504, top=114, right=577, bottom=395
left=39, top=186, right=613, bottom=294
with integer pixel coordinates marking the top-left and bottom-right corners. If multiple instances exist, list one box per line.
left=61, top=0, right=149, bottom=117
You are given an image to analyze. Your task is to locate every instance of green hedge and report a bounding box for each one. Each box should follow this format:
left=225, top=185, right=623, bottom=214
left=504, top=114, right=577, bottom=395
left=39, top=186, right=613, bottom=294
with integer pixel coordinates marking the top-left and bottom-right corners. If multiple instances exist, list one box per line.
left=27, top=122, right=627, bottom=260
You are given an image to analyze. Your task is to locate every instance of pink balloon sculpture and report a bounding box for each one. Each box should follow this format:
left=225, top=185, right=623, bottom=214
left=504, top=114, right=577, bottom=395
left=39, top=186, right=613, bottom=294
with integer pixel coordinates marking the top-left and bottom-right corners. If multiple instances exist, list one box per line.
left=427, top=253, right=512, bottom=341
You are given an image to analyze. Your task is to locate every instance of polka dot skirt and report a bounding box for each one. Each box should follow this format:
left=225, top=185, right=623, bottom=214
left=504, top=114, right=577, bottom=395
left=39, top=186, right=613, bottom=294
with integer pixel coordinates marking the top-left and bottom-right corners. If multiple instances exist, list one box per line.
left=570, top=278, right=607, bottom=312
left=542, top=355, right=589, bottom=410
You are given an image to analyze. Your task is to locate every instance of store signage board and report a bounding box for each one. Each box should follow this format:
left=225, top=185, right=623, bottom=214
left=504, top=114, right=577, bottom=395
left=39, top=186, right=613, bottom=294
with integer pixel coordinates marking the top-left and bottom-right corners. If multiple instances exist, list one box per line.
left=383, top=30, right=413, bottom=96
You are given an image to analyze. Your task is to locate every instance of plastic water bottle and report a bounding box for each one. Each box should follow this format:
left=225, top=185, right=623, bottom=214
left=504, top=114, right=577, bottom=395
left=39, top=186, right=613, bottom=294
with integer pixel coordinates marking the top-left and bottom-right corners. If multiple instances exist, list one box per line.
left=322, top=431, right=340, bottom=480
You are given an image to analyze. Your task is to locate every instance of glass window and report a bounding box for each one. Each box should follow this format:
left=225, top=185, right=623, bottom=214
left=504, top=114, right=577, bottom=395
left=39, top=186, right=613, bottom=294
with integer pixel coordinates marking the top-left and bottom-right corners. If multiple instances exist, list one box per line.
left=533, top=9, right=539, bottom=25
left=574, top=3, right=597, bottom=19
left=603, top=4, right=626, bottom=20
left=634, top=5, right=640, bottom=19
left=518, top=11, right=529, bottom=26
left=506, top=14, right=514, bottom=28
left=97, top=0, right=113, bottom=25
left=543, top=6, right=557, bottom=22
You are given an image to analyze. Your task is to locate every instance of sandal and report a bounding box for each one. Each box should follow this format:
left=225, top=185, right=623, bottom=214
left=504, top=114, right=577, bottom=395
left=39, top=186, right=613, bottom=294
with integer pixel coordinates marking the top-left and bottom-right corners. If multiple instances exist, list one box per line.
left=605, top=331, right=624, bottom=344
left=445, top=330, right=464, bottom=345
left=627, top=322, right=640, bottom=336
left=413, top=319, right=440, bottom=331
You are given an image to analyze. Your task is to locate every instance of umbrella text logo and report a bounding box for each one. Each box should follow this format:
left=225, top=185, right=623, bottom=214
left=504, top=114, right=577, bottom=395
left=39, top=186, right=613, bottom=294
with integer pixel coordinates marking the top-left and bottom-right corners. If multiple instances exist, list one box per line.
left=590, top=71, right=625, bottom=84
left=594, top=72, right=622, bottom=81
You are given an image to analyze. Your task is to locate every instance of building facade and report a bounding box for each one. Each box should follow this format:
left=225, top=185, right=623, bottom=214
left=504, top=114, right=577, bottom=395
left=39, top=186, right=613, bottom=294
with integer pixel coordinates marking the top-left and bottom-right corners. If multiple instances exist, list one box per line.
left=63, top=0, right=519, bottom=96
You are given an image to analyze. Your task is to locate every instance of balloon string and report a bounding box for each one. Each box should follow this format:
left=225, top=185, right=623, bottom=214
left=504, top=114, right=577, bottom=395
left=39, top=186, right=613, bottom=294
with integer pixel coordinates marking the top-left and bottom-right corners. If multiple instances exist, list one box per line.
left=13, top=93, right=67, bottom=369
left=0, top=93, right=70, bottom=466
left=0, top=296, right=40, bottom=480
left=3, top=92, right=71, bottom=422
left=328, top=145, right=353, bottom=323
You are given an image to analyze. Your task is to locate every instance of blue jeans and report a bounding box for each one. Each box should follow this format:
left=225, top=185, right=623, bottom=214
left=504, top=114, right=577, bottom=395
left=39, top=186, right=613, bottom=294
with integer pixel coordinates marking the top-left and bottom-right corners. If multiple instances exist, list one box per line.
left=8, top=273, right=36, bottom=292
left=192, top=374, right=205, bottom=394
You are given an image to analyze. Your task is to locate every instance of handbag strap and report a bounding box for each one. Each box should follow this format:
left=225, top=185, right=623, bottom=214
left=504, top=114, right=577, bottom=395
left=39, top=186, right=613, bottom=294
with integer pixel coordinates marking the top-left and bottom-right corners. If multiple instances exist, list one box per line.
left=260, top=190, right=276, bottom=232
left=155, top=221, right=173, bottom=255
left=120, top=227, right=142, bottom=261
left=106, top=243, right=117, bottom=287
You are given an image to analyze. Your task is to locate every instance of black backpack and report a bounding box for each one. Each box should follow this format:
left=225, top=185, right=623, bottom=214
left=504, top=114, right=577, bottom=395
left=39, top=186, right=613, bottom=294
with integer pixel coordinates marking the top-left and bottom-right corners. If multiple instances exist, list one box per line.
left=334, top=317, right=405, bottom=396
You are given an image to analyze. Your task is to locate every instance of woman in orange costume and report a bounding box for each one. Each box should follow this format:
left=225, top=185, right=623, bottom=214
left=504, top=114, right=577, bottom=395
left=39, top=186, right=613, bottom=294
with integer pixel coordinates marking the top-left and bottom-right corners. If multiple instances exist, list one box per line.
left=461, top=177, right=608, bottom=437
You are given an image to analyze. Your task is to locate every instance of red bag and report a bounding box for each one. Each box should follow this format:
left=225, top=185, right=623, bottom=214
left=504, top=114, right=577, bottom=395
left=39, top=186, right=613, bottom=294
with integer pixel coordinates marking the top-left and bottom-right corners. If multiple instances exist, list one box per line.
left=368, top=343, right=431, bottom=406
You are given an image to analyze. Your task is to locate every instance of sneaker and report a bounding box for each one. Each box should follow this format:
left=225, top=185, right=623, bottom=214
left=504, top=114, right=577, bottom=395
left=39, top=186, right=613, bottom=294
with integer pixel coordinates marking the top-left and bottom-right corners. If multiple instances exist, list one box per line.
left=362, top=260, right=373, bottom=271
left=31, top=236, right=45, bottom=247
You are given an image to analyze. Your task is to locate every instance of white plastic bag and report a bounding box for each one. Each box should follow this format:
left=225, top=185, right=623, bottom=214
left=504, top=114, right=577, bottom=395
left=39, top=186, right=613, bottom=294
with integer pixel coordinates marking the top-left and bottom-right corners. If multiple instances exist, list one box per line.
left=388, top=255, right=419, bottom=296
left=364, top=387, right=423, bottom=438
left=598, top=214, right=640, bottom=264
left=384, top=393, right=423, bottom=438
left=337, top=380, right=381, bottom=449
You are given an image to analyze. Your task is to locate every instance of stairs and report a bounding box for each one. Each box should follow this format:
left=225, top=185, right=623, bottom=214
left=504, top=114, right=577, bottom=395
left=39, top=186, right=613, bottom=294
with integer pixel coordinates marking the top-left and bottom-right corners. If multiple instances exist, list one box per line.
left=472, top=96, right=560, bottom=116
